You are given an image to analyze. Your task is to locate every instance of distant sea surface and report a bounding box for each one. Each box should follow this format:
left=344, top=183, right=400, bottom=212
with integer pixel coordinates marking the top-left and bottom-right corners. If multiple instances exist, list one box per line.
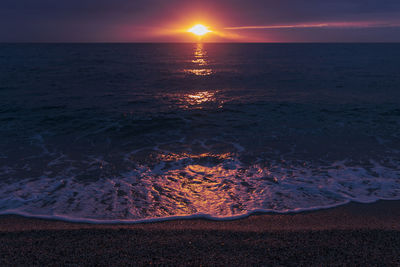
left=1, top=43, right=400, bottom=222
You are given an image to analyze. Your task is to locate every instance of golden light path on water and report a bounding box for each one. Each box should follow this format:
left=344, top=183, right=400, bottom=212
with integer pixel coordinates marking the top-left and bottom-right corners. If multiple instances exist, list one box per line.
left=149, top=151, right=248, bottom=216
left=178, top=43, right=222, bottom=109
left=184, top=43, right=213, bottom=76
left=163, top=89, right=221, bottom=110
left=186, top=91, right=217, bottom=105
left=147, top=43, right=240, bottom=216
left=157, top=43, right=222, bottom=110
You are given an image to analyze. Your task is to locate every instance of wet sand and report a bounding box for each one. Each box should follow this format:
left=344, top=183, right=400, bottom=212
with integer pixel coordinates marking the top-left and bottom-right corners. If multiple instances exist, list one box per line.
left=1, top=200, right=400, bottom=265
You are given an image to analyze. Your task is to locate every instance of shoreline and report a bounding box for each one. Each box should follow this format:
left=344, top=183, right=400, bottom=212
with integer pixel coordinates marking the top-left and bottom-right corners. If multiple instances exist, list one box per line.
left=0, top=201, right=355, bottom=225
left=1, top=200, right=400, bottom=265
left=1, top=200, right=400, bottom=232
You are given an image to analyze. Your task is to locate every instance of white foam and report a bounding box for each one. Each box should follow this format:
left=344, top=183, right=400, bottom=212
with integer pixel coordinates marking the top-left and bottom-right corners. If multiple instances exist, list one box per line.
left=1, top=154, right=399, bottom=223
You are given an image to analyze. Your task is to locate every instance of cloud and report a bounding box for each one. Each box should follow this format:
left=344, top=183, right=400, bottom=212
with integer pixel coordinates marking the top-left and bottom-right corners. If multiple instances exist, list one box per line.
left=224, top=22, right=400, bottom=30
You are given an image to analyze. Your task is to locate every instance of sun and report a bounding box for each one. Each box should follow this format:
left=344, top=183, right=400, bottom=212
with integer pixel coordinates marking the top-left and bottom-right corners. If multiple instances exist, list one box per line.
left=188, top=24, right=211, bottom=36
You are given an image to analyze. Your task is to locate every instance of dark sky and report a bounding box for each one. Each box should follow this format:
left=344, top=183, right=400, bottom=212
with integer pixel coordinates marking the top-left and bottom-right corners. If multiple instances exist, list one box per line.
left=1, top=0, right=400, bottom=42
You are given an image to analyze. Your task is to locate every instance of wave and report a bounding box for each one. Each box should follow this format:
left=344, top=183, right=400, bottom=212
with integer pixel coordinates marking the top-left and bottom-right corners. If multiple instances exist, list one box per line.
left=1, top=150, right=399, bottom=223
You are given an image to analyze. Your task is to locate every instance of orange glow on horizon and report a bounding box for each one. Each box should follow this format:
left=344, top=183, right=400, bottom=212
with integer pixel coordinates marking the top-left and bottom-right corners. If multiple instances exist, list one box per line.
left=150, top=17, right=248, bottom=42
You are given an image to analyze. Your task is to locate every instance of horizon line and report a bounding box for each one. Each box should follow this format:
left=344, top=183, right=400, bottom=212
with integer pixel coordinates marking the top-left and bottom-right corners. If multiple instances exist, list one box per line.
left=1, top=41, right=400, bottom=44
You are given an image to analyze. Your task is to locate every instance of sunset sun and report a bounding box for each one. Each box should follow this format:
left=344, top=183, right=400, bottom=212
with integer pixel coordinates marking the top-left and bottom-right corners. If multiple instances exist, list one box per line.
left=188, top=24, right=211, bottom=36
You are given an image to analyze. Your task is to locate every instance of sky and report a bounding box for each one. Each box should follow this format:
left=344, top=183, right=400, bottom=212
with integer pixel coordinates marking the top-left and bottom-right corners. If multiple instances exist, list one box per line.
left=1, top=0, right=400, bottom=42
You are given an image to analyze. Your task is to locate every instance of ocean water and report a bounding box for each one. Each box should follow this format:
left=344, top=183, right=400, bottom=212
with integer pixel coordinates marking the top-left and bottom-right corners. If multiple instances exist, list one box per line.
left=0, top=43, right=400, bottom=223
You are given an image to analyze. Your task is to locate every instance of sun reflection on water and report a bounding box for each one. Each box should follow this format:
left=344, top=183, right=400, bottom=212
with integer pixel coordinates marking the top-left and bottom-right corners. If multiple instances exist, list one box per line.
left=186, top=91, right=217, bottom=105
left=184, top=43, right=213, bottom=76
left=149, top=151, right=241, bottom=216
left=192, top=58, right=206, bottom=66
left=166, top=44, right=223, bottom=110
left=156, top=151, right=232, bottom=163
left=175, top=90, right=223, bottom=109
left=185, top=69, right=213, bottom=76
left=158, top=89, right=223, bottom=110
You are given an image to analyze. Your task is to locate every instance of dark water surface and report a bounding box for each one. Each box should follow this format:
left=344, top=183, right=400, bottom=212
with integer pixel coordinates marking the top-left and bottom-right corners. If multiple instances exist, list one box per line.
left=0, top=43, right=400, bottom=222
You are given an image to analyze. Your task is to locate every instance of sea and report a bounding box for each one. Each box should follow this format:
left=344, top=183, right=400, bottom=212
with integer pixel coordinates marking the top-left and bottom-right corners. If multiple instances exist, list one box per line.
left=0, top=43, right=400, bottom=223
